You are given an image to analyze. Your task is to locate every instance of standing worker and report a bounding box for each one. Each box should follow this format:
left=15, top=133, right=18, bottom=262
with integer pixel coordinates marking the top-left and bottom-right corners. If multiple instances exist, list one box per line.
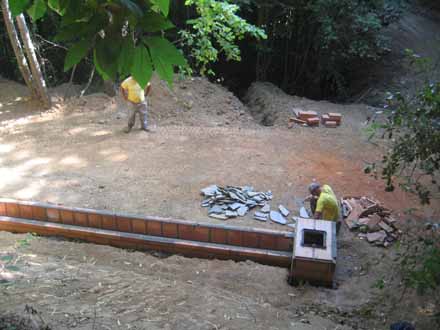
left=119, top=76, right=152, bottom=133
left=306, top=182, right=340, bottom=227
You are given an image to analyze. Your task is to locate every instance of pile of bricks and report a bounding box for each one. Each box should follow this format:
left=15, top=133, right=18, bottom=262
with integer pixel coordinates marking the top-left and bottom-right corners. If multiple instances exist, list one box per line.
left=288, top=110, right=342, bottom=128
left=341, top=196, right=400, bottom=247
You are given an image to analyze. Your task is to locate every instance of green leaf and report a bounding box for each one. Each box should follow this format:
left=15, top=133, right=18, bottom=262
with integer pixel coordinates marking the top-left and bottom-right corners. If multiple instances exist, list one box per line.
left=94, top=38, right=121, bottom=81
left=151, top=0, right=170, bottom=17
left=64, top=40, right=92, bottom=71
left=144, top=37, right=187, bottom=86
left=140, top=11, right=174, bottom=32
left=93, top=49, right=110, bottom=81
left=118, top=38, right=135, bottom=77
left=9, top=0, right=30, bottom=16
left=130, top=45, right=153, bottom=89
left=144, top=36, right=187, bottom=66
left=27, top=0, right=47, bottom=21
left=48, top=0, right=69, bottom=15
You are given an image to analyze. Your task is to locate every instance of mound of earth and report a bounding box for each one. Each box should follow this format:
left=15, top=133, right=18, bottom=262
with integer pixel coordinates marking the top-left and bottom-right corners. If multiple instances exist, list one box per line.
left=243, top=81, right=376, bottom=127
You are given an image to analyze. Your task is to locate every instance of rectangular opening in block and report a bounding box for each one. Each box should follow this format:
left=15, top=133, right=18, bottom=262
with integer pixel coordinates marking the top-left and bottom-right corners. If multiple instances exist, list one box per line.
left=302, top=229, right=326, bottom=249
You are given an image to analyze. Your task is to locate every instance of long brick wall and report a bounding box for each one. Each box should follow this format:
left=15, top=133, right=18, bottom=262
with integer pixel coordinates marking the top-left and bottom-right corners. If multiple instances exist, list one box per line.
left=0, top=198, right=293, bottom=252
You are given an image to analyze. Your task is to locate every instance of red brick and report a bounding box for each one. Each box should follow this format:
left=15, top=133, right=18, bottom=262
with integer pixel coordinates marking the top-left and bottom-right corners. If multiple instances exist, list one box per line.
left=147, top=221, right=162, bottom=236
left=163, top=223, right=178, bottom=238
left=132, top=219, right=146, bottom=234
left=60, top=210, right=74, bottom=225
left=74, top=212, right=88, bottom=226
left=259, top=234, right=276, bottom=250
left=116, top=216, right=132, bottom=232
left=5, top=203, right=20, bottom=217
left=324, top=120, right=338, bottom=128
left=298, top=110, right=318, bottom=120
left=210, top=228, right=227, bottom=244
left=192, top=226, right=209, bottom=242
left=18, top=205, right=33, bottom=219
left=0, top=202, right=6, bottom=216
left=227, top=231, right=242, bottom=246
left=88, top=214, right=102, bottom=228
left=32, top=206, right=46, bottom=220
left=328, top=112, right=342, bottom=122
left=102, top=215, right=116, bottom=230
left=276, top=237, right=293, bottom=251
left=177, top=224, right=193, bottom=240
left=242, top=232, right=258, bottom=248
left=321, top=114, right=330, bottom=123
left=306, top=117, right=320, bottom=126
left=46, top=208, right=60, bottom=222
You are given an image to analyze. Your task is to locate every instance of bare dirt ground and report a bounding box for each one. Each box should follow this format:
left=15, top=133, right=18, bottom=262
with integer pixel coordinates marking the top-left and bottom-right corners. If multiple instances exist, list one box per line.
left=0, top=76, right=439, bottom=329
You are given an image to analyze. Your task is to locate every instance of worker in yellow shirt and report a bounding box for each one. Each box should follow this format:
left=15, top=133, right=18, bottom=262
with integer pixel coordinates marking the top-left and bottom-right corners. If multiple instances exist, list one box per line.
left=120, top=76, right=152, bottom=133
left=307, top=182, right=340, bottom=224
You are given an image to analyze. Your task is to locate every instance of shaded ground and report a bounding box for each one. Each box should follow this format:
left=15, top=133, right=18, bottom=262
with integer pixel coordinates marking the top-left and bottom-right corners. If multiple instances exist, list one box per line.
left=0, top=76, right=439, bottom=329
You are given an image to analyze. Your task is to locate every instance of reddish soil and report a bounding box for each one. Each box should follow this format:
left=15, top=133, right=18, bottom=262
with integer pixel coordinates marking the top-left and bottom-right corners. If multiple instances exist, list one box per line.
left=0, top=76, right=438, bottom=329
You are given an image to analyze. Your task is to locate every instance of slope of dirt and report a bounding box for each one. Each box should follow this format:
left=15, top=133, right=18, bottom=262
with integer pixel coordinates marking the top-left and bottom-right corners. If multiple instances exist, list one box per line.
left=1, top=77, right=439, bottom=329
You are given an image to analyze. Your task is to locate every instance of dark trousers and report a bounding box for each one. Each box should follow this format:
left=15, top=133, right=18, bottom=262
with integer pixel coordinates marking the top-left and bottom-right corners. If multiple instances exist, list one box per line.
left=127, top=101, right=148, bottom=131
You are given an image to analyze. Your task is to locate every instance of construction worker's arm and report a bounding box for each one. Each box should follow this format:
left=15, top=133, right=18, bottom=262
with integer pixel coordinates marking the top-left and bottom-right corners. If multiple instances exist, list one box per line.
left=314, top=198, right=323, bottom=219
left=144, top=83, right=151, bottom=96
left=120, top=86, right=128, bottom=101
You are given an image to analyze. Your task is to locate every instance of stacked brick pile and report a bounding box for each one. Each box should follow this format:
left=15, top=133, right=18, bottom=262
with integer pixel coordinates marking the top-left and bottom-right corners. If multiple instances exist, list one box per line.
left=341, top=196, right=400, bottom=247
left=288, top=110, right=342, bottom=128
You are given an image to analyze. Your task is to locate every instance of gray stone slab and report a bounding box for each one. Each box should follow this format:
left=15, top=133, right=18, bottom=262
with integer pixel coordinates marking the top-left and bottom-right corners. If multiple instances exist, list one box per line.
left=254, top=211, right=268, bottom=219
left=225, top=211, right=238, bottom=218
left=270, top=211, right=287, bottom=225
left=254, top=215, right=267, bottom=222
left=237, top=205, right=248, bottom=217
left=229, top=203, right=243, bottom=211
left=261, top=204, right=271, bottom=213
left=201, top=185, right=219, bottom=196
left=300, top=207, right=310, bottom=218
left=208, top=205, right=224, bottom=215
left=367, top=230, right=387, bottom=243
left=279, top=205, right=290, bottom=217
left=209, top=213, right=228, bottom=220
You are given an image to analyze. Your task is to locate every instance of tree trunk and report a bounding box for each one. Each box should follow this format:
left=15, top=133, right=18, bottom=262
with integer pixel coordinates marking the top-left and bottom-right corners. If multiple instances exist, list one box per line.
left=1, top=0, right=36, bottom=96
left=15, top=13, right=51, bottom=109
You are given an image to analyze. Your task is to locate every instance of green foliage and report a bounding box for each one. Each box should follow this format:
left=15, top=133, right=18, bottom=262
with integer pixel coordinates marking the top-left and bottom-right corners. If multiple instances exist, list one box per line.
left=8, top=0, right=263, bottom=87
left=179, top=0, right=266, bottom=75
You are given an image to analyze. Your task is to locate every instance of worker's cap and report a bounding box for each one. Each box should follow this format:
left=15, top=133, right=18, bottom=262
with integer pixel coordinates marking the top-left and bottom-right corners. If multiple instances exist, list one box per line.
left=308, top=182, right=321, bottom=194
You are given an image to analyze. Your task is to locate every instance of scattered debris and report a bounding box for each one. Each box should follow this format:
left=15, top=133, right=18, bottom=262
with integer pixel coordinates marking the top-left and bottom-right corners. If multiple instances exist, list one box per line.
left=254, top=212, right=268, bottom=222
left=300, top=207, right=310, bottom=218
left=201, top=185, right=272, bottom=220
left=261, top=204, right=271, bottom=213
left=289, top=110, right=342, bottom=128
left=270, top=211, right=287, bottom=225
left=341, top=196, right=399, bottom=247
left=279, top=205, right=290, bottom=217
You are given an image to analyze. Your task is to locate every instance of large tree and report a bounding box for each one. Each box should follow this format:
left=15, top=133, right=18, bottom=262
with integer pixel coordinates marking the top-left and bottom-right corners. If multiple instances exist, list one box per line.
left=6, top=0, right=265, bottom=90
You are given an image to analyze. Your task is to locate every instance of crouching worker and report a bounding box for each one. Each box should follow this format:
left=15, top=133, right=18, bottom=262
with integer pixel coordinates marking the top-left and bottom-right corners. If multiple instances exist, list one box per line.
left=120, top=76, right=152, bottom=133
left=306, top=182, right=341, bottom=231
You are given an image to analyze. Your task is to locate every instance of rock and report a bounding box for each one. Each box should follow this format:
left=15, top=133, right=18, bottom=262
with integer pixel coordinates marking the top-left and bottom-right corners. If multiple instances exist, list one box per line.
left=365, top=214, right=382, bottom=232
left=378, top=221, right=394, bottom=233
left=209, top=213, right=228, bottom=220
left=201, top=185, right=219, bottom=196
left=366, top=230, right=387, bottom=243
left=237, top=205, right=248, bottom=216
left=225, top=211, right=238, bottom=218
left=261, top=204, right=271, bottom=213
left=270, top=211, right=287, bottom=225
left=300, top=207, right=309, bottom=218
left=279, top=205, right=290, bottom=217
left=229, top=203, right=243, bottom=211
left=287, top=223, right=296, bottom=229
left=253, top=213, right=267, bottom=222
left=208, top=205, right=224, bottom=214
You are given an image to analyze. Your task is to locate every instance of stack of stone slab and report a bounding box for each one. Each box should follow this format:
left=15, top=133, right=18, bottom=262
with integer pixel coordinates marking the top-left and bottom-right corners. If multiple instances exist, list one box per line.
left=341, top=196, right=400, bottom=247
left=201, top=185, right=273, bottom=220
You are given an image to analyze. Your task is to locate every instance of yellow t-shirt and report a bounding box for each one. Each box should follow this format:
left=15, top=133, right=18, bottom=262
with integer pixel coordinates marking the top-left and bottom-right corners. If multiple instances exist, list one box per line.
left=121, top=77, right=144, bottom=103
left=316, top=185, right=339, bottom=221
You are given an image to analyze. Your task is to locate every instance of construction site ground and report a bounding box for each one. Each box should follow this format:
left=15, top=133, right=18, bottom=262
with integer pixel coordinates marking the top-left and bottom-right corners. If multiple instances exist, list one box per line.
left=0, top=76, right=438, bottom=329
